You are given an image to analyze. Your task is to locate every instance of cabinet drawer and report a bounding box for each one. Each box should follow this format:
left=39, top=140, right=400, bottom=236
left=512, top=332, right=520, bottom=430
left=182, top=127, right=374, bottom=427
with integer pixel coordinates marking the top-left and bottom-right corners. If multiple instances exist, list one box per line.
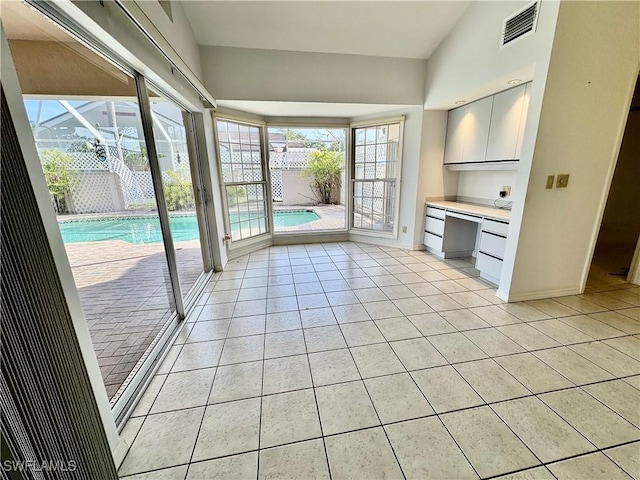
left=424, top=232, right=443, bottom=251
left=479, top=232, right=507, bottom=259
left=476, top=252, right=503, bottom=280
left=425, top=216, right=445, bottom=236
left=482, top=219, right=509, bottom=236
left=426, top=206, right=446, bottom=219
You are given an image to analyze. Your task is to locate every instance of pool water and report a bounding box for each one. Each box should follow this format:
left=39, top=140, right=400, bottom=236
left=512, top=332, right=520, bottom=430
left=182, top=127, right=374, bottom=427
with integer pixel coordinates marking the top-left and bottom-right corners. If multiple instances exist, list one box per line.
left=270, top=210, right=319, bottom=227
left=59, top=211, right=319, bottom=244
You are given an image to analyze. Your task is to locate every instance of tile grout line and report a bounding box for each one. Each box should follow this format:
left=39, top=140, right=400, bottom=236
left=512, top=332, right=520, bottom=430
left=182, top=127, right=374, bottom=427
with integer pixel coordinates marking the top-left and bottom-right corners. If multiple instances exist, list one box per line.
left=255, top=298, right=268, bottom=480
left=333, top=299, right=408, bottom=479
left=119, top=242, right=639, bottom=478
left=388, top=328, right=484, bottom=480
left=183, top=280, right=237, bottom=480
left=296, top=270, right=334, bottom=480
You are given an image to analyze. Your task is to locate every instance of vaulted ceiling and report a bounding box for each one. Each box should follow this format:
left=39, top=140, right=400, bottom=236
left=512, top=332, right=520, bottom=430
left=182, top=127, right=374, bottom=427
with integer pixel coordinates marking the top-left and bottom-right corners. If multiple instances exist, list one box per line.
left=182, top=1, right=470, bottom=59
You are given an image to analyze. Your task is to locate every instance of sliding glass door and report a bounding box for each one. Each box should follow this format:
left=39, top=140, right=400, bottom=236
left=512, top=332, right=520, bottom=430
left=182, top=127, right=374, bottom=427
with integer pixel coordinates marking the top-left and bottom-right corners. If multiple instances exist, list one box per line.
left=4, top=1, right=211, bottom=408
left=148, top=87, right=207, bottom=301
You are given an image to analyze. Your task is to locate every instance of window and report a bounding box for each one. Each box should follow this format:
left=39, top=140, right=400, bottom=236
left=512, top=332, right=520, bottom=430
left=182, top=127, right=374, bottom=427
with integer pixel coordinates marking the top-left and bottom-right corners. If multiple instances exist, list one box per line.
left=267, top=127, right=347, bottom=233
left=216, top=119, right=269, bottom=241
left=351, top=121, right=403, bottom=234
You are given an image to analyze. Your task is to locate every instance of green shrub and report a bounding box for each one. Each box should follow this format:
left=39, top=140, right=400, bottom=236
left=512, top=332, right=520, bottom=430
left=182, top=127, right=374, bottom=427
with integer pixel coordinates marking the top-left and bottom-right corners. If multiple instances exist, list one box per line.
left=40, top=149, right=77, bottom=214
left=164, top=170, right=195, bottom=211
left=303, top=150, right=343, bottom=204
left=227, top=186, right=247, bottom=206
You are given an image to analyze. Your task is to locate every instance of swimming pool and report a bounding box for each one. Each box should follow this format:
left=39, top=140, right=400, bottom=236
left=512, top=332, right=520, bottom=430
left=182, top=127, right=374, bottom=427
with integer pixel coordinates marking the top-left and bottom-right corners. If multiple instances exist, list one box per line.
left=59, top=210, right=319, bottom=244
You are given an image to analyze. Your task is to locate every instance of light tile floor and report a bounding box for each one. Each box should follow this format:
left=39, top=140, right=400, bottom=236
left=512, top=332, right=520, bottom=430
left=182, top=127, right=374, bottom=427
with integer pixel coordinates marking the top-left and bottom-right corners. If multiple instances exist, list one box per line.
left=118, top=242, right=640, bottom=480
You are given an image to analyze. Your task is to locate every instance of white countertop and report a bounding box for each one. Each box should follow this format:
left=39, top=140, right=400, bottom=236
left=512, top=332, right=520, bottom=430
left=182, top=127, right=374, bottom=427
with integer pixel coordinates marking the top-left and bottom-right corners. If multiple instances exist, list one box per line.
left=426, top=200, right=511, bottom=221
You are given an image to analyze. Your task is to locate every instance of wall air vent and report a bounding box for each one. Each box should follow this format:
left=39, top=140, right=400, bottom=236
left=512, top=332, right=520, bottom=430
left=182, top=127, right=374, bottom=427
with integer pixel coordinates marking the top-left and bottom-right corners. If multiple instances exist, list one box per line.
left=502, top=2, right=539, bottom=47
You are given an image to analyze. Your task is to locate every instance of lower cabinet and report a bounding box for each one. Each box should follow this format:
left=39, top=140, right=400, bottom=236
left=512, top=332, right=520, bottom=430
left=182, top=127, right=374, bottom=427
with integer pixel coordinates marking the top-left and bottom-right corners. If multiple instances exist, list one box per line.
left=423, top=205, right=510, bottom=286
left=424, top=232, right=443, bottom=251
left=477, top=218, right=509, bottom=284
left=476, top=252, right=503, bottom=283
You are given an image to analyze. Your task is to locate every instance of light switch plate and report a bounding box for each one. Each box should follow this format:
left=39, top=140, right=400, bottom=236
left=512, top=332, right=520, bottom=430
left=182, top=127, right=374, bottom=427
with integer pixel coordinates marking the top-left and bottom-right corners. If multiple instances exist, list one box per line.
left=546, top=175, right=555, bottom=189
left=556, top=174, right=570, bottom=188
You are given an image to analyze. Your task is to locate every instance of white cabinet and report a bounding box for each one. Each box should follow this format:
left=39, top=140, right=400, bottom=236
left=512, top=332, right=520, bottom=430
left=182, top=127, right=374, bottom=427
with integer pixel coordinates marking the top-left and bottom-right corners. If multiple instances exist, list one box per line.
left=515, top=83, right=531, bottom=159
left=486, top=84, right=527, bottom=161
left=443, top=106, right=466, bottom=164
left=462, top=96, right=493, bottom=163
left=424, top=206, right=446, bottom=253
left=443, top=82, right=531, bottom=165
left=476, top=253, right=503, bottom=280
left=477, top=218, right=510, bottom=284
left=423, top=204, right=510, bottom=286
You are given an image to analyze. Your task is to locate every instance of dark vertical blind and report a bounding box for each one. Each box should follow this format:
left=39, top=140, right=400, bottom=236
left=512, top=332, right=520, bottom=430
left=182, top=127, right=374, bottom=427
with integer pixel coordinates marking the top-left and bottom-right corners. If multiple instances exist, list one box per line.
left=0, top=88, right=118, bottom=479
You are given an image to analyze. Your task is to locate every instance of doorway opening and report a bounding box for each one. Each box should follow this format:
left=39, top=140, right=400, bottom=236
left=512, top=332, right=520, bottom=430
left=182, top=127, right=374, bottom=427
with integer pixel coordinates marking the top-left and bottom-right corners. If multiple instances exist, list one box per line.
left=587, top=75, right=640, bottom=291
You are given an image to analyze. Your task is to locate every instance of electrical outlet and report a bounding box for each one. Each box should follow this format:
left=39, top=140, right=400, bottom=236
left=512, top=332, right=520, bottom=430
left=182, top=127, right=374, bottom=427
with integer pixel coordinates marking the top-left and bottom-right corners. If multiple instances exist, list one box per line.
left=556, top=174, right=570, bottom=188
left=499, top=190, right=507, bottom=198
left=402, top=226, right=407, bottom=233
left=546, top=175, right=555, bottom=189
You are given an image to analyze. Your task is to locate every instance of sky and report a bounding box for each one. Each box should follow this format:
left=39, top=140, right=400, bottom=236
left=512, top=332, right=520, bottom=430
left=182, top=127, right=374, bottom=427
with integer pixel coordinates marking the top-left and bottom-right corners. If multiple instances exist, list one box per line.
left=24, top=99, right=86, bottom=125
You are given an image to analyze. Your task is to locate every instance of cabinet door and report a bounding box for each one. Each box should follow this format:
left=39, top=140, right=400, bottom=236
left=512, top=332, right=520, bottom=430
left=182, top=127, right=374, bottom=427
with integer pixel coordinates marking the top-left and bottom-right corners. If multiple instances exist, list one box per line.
left=462, top=96, right=493, bottom=163
left=515, top=83, right=531, bottom=159
left=486, top=84, right=526, bottom=161
left=443, top=106, right=466, bottom=164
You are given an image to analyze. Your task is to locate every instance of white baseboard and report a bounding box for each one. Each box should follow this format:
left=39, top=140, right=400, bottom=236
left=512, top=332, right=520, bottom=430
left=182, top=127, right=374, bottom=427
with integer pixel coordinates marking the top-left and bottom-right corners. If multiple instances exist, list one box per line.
left=273, top=232, right=348, bottom=245
left=424, top=246, right=445, bottom=258
left=501, top=286, right=583, bottom=302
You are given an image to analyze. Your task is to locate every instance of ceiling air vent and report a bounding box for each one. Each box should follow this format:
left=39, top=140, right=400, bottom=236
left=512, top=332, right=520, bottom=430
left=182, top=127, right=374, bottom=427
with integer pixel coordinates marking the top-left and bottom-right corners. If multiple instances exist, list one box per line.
left=502, top=1, right=539, bottom=47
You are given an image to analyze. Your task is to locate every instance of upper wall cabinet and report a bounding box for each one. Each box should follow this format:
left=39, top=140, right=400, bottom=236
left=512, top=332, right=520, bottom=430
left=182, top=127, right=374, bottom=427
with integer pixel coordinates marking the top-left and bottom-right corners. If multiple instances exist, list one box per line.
left=486, top=83, right=530, bottom=161
left=462, top=96, right=493, bottom=163
left=444, top=105, right=467, bottom=164
left=443, top=82, right=531, bottom=166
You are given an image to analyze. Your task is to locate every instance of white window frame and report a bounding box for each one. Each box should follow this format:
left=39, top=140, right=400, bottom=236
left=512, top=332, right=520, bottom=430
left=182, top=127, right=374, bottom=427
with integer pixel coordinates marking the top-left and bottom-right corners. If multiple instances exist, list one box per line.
left=213, top=115, right=273, bottom=247
left=265, top=123, right=350, bottom=236
left=349, top=116, right=405, bottom=238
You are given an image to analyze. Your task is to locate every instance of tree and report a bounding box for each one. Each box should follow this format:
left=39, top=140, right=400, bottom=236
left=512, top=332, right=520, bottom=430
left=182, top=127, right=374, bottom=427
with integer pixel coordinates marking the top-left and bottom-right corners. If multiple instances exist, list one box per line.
left=40, top=149, right=77, bottom=214
left=280, top=128, right=344, bottom=151
left=303, top=150, right=343, bottom=204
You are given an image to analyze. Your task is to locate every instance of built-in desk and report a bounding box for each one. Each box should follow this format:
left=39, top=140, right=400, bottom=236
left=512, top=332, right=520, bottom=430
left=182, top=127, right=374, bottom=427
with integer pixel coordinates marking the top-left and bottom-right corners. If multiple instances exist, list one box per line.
left=424, top=201, right=511, bottom=285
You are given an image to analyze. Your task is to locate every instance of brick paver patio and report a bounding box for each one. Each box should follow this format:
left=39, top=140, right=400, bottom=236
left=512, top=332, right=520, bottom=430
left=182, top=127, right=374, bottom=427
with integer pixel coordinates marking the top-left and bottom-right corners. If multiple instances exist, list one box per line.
left=65, top=238, right=203, bottom=400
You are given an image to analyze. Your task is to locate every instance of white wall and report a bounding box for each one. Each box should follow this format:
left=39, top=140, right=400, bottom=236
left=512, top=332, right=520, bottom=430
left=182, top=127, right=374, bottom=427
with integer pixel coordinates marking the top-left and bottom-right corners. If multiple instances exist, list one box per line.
left=413, top=110, right=452, bottom=246
left=424, top=0, right=560, bottom=109
left=131, top=0, right=203, bottom=80
left=457, top=170, right=518, bottom=205
left=505, top=0, right=640, bottom=300
left=417, top=111, right=454, bottom=202
left=200, top=46, right=427, bottom=105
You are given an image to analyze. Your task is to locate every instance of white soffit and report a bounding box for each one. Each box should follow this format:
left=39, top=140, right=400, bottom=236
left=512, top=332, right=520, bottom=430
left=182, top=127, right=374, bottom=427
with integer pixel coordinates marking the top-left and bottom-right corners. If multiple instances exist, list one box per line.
left=216, top=100, right=414, bottom=118
left=183, top=1, right=470, bottom=59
